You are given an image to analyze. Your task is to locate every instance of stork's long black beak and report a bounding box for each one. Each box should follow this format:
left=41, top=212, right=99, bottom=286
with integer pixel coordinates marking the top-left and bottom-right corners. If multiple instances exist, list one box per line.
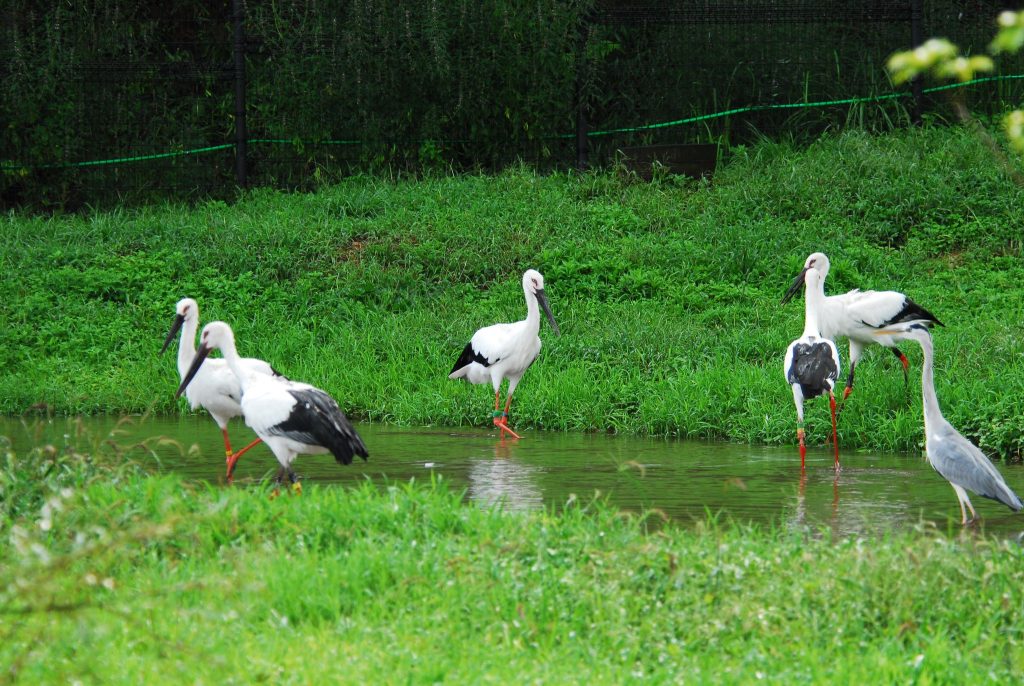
left=536, top=289, right=560, bottom=336
left=781, top=267, right=810, bottom=305
left=160, top=314, right=185, bottom=355
left=175, top=343, right=212, bottom=398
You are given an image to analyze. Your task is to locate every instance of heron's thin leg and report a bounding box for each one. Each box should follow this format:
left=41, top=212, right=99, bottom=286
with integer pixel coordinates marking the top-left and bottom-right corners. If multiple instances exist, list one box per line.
left=829, top=392, right=840, bottom=472
left=952, top=484, right=969, bottom=525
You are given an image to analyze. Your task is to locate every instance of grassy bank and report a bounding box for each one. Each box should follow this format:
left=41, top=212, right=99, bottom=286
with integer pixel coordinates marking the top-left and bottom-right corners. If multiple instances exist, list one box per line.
left=3, top=125, right=1024, bottom=455
left=2, top=441, right=1024, bottom=683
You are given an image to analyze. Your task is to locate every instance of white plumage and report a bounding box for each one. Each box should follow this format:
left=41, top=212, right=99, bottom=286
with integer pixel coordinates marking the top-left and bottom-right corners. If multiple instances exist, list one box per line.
left=161, top=297, right=279, bottom=477
left=176, top=321, right=368, bottom=487
left=782, top=252, right=942, bottom=405
left=783, top=267, right=841, bottom=471
left=449, top=269, right=560, bottom=439
left=877, top=323, right=1021, bottom=525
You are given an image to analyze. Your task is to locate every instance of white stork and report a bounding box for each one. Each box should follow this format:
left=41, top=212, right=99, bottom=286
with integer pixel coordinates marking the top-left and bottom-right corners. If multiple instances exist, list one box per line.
left=176, top=321, right=368, bottom=490
left=784, top=266, right=841, bottom=471
left=161, top=298, right=282, bottom=481
left=782, top=252, right=942, bottom=409
left=449, top=269, right=560, bottom=439
left=875, top=323, right=1021, bottom=525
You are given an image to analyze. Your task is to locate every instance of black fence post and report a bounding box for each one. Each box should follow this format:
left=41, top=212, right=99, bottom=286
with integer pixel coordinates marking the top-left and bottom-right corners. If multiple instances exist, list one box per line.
left=574, top=13, right=591, bottom=171
left=232, top=0, right=248, bottom=188
left=910, top=0, right=924, bottom=125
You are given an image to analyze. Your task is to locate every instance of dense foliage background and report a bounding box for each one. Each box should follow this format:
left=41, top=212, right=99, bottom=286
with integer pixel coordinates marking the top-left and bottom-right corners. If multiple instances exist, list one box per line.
left=3, top=0, right=1023, bottom=208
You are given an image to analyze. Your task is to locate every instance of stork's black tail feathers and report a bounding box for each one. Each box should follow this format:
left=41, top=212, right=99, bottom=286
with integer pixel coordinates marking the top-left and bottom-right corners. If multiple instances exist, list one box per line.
left=889, top=297, right=943, bottom=328
left=280, top=389, right=369, bottom=465
left=449, top=341, right=492, bottom=376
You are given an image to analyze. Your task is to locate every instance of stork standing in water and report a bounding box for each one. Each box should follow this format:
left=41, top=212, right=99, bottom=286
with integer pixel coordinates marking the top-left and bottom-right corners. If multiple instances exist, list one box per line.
left=176, top=321, right=367, bottom=490
left=161, top=298, right=281, bottom=480
left=782, top=252, right=942, bottom=410
left=449, top=269, right=560, bottom=439
left=783, top=266, right=841, bottom=471
left=875, top=323, right=1021, bottom=525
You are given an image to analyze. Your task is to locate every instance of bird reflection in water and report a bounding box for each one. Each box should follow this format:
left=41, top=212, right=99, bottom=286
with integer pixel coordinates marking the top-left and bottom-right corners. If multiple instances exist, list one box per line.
left=466, top=439, right=543, bottom=512
left=790, top=469, right=840, bottom=534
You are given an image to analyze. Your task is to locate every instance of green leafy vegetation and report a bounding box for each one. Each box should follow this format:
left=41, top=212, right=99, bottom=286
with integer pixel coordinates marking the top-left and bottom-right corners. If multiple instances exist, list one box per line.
left=3, top=125, right=1024, bottom=458
left=2, top=438, right=1024, bottom=683
left=7, top=1, right=1021, bottom=208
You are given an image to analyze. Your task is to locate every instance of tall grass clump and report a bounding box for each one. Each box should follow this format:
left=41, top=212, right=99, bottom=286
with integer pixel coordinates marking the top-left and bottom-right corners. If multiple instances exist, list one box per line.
left=2, top=125, right=1024, bottom=457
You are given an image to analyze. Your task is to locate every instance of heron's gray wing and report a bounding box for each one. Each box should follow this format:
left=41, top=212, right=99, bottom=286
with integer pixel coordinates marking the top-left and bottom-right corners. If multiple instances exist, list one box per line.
left=929, top=428, right=1022, bottom=510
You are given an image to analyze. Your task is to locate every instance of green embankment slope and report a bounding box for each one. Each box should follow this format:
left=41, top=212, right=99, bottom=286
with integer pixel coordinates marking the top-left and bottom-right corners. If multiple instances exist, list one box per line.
left=3, top=126, right=1023, bottom=455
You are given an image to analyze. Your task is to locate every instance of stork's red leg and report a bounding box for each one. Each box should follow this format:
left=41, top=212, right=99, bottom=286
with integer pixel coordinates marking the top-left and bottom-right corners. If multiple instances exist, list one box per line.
left=498, top=394, right=522, bottom=440
left=491, top=391, right=521, bottom=439
left=829, top=392, right=840, bottom=472
left=892, top=347, right=910, bottom=387
left=221, top=427, right=233, bottom=462
left=226, top=437, right=263, bottom=482
left=836, top=363, right=856, bottom=420
left=492, top=391, right=503, bottom=428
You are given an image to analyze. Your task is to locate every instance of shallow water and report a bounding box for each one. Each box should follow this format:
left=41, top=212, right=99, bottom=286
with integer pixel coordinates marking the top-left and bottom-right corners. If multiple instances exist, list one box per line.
left=5, top=415, right=1024, bottom=538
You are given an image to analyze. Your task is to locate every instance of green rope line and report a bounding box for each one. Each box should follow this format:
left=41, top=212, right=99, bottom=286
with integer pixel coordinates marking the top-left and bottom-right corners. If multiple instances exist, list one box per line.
left=574, top=74, right=1024, bottom=138
left=573, top=92, right=909, bottom=138
left=1, top=144, right=234, bottom=171
left=248, top=138, right=361, bottom=145
left=3, top=73, right=1024, bottom=172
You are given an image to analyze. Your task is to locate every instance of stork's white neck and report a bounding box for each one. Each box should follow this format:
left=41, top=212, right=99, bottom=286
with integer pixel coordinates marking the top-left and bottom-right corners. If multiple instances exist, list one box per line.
left=523, top=285, right=540, bottom=332
left=215, top=332, right=251, bottom=393
left=177, top=315, right=199, bottom=379
left=801, top=276, right=827, bottom=339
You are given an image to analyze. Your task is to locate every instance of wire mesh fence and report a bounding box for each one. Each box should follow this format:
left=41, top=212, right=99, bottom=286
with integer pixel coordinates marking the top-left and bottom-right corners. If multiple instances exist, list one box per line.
left=2, top=0, right=1022, bottom=210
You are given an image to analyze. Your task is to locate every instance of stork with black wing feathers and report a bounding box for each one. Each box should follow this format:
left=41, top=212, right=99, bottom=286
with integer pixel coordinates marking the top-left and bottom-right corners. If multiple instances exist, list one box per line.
left=449, top=269, right=560, bottom=439
left=784, top=266, right=841, bottom=471
left=177, top=321, right=367, bottom=491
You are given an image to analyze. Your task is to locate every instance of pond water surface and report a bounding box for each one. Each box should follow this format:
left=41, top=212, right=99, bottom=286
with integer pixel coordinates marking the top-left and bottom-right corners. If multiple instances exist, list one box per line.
left=5, top=415, right=1024, bottom=538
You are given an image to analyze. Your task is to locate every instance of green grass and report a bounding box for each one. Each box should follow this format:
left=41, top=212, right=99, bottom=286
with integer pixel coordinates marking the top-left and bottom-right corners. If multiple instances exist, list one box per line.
left=2, top=125, right=1024, bottom=456
left=3, top=439, right=1024, bottom=683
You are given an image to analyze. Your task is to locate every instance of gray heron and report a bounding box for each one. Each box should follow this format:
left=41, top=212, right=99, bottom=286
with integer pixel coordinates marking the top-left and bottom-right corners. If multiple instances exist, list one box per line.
left=876, top=323, right=1021, bottom=525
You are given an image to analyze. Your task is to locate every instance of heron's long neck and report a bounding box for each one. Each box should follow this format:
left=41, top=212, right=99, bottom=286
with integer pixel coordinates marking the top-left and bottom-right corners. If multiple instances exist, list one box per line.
left=801, top=280, right=826, bottom=338
left=918, top=335, right=943, bottom=433
left=524, top=288, right=540, bottom=332
left=177, top=316, right=199, bottom=379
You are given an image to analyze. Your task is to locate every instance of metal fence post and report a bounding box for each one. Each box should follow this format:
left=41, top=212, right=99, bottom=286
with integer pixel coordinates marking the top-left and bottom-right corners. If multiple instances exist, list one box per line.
left=910, top=0, right=924, bottom=125
left=574, top=13, right=591, bottom=171
left=233, top=0, right=248, bottom=188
